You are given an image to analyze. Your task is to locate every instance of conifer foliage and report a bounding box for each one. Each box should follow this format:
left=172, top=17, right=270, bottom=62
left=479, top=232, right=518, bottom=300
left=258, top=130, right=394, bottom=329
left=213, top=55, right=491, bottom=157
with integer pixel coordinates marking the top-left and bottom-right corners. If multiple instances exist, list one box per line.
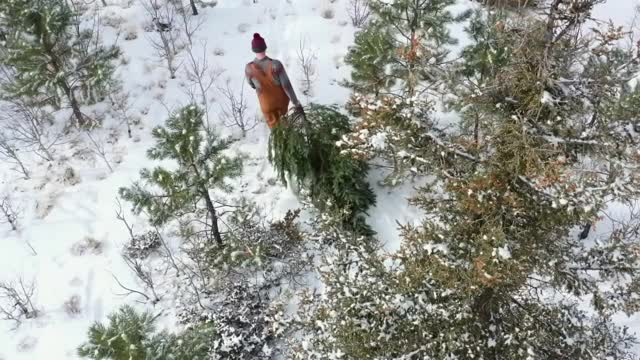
left=0, top=0, right=119, bottom=126
left=268, top=104, right=376, bottom=236
left=119, top=105, right=242, bottom=245
left=340, top=0, right=471, bottom=184
left=293, top=2, right=640, bottom=359
left=77, top=304, right=213, bottom=360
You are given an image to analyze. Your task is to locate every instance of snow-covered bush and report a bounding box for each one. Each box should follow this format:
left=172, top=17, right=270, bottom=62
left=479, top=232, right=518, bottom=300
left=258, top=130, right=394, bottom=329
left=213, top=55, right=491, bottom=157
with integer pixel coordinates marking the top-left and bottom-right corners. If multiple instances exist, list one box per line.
left=124, top=231, right=161, bottom=259
left=77, top=305, right=214, bottom=360
left=180, top=197, right=311, bottom=293
left=177, top=282, right=291, bottom=359
left=174, top=199, right=309, bottom=358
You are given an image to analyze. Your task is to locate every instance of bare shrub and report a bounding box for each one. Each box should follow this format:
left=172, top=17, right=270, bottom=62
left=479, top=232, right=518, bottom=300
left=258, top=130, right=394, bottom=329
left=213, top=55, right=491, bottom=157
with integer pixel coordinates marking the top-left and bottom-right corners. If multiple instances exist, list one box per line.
left=142, top=0, right=182, bottom=79
left=115, top=198, right=162, bottom=259
left=0, top=100, right=61, bottom=162
left=118, top=253, right=161, bottom=304
left=297, top=37, right=318, bottom=99
left=183, top=41, right=224, bottom=129
left=0, top=278, right=39, bottom=327
left=218, top=79, right=256, bottom=137
left=84, top=130, right=114, bottom=172
left=175, top=0, right=205, bottom=46
left=0, top=133, right=30, bottom=179
left=70, top=237, right=103, bottom=256
left=64, top=295, right=82, bottom=316
left=108, top=91, right=138, bottom=139
left=1, top=194, right=36, bottom=254
left=348, top=0, right=371, bottom=27
left=321, top=8, right=335, bottom=19
left=62, top=166, right=81, bottom=186
left=0, top=194, right=19, bottom=231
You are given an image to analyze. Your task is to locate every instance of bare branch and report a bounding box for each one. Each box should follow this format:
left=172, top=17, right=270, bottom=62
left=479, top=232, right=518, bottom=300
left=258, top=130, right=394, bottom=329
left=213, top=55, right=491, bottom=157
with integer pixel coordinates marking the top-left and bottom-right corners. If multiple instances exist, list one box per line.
left=122, top=254, right=161, bottom=304
left=0, top=277, right=39, bottom=328
left=0, top=100, right=61, bottom=162
left=110, top=272, right=151, bottom=303
left=0, top=133, right=30, bottom=179
left=108, top=91, right=138, bottom=139
left=183, top=40, right=224, bottom=129
left=174, top=0, right=205, bottom=46
left=115, top=197, right=135, bottom=240
left=217, top=79, right=255, bottom=137
left=142, top=0, right=182, bottom=79
left=297, top=37, right=318, bottom=101
left=347, top=0, right=371, bottom=28
left=84, top=130, right=114, bottom=172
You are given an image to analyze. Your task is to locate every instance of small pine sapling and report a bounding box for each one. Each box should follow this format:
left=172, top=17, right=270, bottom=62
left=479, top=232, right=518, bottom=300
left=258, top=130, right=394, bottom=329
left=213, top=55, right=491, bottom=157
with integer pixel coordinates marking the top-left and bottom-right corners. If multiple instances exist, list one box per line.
left=119, top=105, right=242, bottom=246
left=0, top=0, right=120, bottom=127
left=77, top=304, right=213, bottom=360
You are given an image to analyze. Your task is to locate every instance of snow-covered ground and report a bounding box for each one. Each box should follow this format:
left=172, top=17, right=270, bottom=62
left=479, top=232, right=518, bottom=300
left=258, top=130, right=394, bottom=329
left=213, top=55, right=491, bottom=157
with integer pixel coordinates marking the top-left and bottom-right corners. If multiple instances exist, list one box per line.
left=0, top=0, right=639, bottom=358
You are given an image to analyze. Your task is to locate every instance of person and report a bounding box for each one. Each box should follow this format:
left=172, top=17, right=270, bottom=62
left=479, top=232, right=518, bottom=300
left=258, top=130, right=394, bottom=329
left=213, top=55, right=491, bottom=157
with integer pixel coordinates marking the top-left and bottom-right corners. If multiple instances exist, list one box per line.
left=245, top=33, right=303, bottom=129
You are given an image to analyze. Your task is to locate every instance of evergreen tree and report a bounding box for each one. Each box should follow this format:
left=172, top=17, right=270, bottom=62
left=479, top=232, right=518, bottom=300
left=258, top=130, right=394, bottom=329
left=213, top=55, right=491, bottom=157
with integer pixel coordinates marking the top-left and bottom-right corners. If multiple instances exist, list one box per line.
left=119, top=105, right=242, bottom=246
left=294, top=3, right=640, bottom=359
left=268, top=104, right=376, bottom=236
left=77, top=304, right=213, bottom=360
left=343, top=23, right=395, bottom=97
left=340, top=0, right=471, bottom=184
left=346, top=0, right=470, bottom=97
left=0, top=0, right=119, bottom=126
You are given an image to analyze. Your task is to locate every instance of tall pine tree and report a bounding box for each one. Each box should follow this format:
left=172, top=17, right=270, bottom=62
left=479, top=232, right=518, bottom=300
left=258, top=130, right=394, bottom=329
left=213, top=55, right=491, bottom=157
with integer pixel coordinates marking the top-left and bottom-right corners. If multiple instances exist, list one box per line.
left=119, top=105, right=242, bottom=246
left=0, top=0, right=119, bottom=126
left=294, top=2, right=640, bottom=358
left=340, top=0, right=471, bottom=185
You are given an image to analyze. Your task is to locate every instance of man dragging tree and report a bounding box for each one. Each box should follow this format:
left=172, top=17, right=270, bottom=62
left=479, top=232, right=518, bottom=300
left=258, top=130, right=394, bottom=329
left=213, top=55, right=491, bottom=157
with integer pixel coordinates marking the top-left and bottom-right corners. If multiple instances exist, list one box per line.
left=245, top=33, right=303, bottom=129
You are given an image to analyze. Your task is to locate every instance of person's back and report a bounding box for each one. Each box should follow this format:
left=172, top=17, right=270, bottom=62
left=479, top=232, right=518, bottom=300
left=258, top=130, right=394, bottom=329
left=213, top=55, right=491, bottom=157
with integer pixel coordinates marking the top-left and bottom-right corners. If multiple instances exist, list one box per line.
left=245, top=33, right=302, bottom=129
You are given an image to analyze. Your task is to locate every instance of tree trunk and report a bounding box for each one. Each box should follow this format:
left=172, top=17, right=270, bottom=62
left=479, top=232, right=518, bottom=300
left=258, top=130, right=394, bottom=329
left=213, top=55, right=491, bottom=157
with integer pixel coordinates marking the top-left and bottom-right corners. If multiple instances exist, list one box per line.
left=189, top=159, right=223, bottom=245
left=190, top=0, right=198, bottom=15
left=42, top=33, right=85, bottom=127
left=60, top=80, right=86, bottom=126
left=101, top=0, right=107, bottom=6
left=201, top=188, right=223, bottom=245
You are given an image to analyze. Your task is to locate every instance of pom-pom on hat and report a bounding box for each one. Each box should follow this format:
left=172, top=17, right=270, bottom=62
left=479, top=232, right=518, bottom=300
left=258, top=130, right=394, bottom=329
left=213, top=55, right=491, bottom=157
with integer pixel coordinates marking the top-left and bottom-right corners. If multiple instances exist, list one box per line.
left=252, top=33, right=267, bottom=53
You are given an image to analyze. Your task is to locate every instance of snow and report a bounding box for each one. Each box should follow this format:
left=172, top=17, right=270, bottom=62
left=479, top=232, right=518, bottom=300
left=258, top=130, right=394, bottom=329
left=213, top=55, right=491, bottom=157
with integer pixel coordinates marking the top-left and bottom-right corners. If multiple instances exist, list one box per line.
left=1, top=0, right=639, bottom=359
left=0, top=0, right=350, bottom=358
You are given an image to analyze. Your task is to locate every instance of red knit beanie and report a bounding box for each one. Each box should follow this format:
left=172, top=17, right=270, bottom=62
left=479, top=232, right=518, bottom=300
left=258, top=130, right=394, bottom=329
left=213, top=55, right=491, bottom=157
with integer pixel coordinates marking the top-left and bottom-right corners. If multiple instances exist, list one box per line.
left=252, top=33, right=267, bottom=53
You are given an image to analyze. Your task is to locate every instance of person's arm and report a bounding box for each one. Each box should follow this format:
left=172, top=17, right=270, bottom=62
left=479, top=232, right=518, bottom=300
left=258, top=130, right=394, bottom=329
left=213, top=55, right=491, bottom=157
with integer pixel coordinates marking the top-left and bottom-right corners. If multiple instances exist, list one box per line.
left=274, top=61, right=300, bottom=106
left=245, top=63, right=256, bottom=90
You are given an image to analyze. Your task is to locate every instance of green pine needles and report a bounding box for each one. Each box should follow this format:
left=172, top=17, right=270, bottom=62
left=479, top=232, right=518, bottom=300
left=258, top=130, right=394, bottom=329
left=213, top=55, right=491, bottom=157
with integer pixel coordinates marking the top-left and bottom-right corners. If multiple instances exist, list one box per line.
left=268, top=104, right=376, bottom=237
left=77, top=305, right=214, bottom=360
left=0, top=0, right=120, bottom=126
left=119, top=105, right=242, bottom=245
